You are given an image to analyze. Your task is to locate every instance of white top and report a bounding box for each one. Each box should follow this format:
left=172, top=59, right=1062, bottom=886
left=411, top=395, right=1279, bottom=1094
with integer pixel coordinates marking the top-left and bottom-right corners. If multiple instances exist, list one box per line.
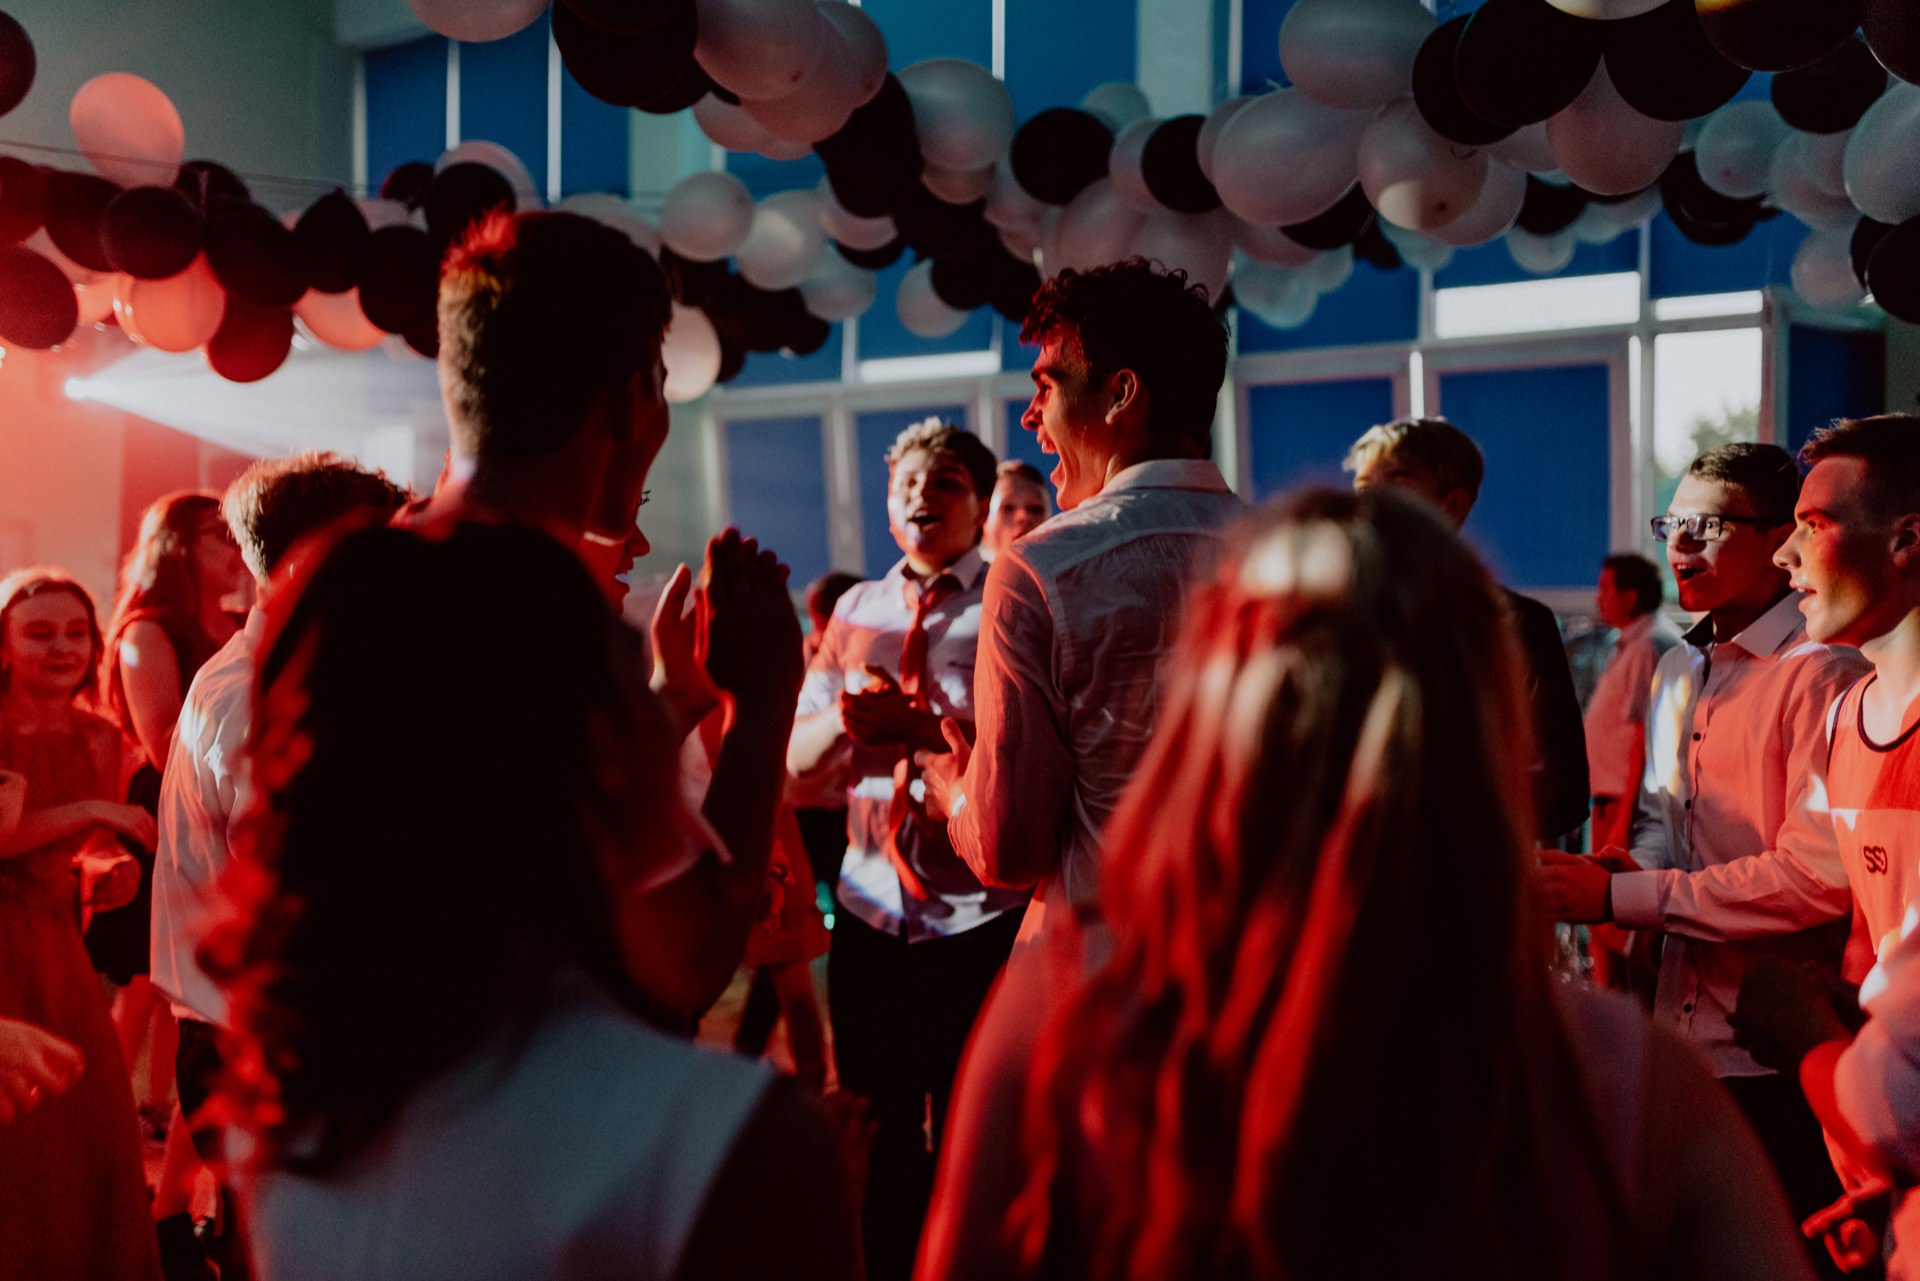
left=947, top=459, right=1243, bottom=938
left=241, top=974, right=773, bottom=1281
left=151, top=608, right=263, bottom=1027
left=1583, top=612, right=1681, bottom=799
left=1836, top=893, right=1920, bottom=1281
left=794, top=548, right=1026, bottom=941
left=1612, top=593, right=1868, bottom=1076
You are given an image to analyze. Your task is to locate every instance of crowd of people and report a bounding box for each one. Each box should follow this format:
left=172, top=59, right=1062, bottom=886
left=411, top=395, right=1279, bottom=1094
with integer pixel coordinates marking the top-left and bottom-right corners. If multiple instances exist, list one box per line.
left=4, top=203, right=1920, bottom=1281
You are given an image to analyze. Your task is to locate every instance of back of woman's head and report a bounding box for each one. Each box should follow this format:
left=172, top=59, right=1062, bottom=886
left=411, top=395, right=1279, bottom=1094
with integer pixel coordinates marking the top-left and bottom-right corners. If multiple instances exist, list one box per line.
left=1019, top=488, right=1614, bottom=1280
left=206, top=521, right=660, bottom=1173
left=104, top=491, right=230, bottom=721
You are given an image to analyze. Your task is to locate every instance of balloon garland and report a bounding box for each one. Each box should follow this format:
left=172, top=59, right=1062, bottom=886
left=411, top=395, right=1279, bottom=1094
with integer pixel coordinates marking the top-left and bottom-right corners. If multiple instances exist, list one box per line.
left=5, top=0, right=1920, bottom=393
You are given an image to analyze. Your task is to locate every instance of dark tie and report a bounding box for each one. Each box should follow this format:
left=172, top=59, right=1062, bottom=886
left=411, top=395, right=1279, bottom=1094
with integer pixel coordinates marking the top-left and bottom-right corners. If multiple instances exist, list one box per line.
left=885, top=573, right=959, bottom=900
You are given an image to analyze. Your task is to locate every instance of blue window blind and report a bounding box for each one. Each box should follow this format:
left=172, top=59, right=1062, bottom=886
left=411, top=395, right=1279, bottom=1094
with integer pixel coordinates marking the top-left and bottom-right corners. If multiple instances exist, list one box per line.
left=723, top=416, right=833, bottom=590
left=1433, top=362, right=1612, bottom=589
left=1648, top=213, right=1801, bottom=299
left=1238, top=259, right=1418, bottom=352
left=1002, top=400, right=1051, bottom=476
left=1004, top=0, right=1135, bottom=122
left=560, top=60, right=629, bottom=196
left=854, top=405, right=971, bottom=574
left=1240, top=0, right=1293, bottom=92
left=1786, top=325, right=1886, bottom=457
left=457, top=18, right=549, bottom=188
left=1244, top=376, right=1397, bottom=502
left=365, top=36, right=448, bottom=190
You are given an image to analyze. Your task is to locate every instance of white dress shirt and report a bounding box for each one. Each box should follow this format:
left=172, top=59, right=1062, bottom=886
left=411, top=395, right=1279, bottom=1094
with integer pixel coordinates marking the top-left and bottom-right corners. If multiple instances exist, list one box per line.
left=1612, top=592, right=1868, bottom=1076
left=1583, top=612, right=1681, bottom=799
left=947, top=459, right=1243, bottom=938
left=794, top=548, right=1028, bottom=942
left=151, top=608, right=263, bottom=1027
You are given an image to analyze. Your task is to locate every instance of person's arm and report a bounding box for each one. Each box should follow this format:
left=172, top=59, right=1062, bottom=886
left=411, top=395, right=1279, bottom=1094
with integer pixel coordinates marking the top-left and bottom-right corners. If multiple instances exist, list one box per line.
left=0, top=799, right=154, bottom=860
left=1511, top=594, right=1590, bottom=840
left=115, top=620, right=184, bottom=773
left=0, top=770, right=22, bottom=840
left=788, top=606, right=853, bottom=779
left=1833, top=921, right=1920, bottom=1180
left=927, top=552, right=1073, bottom=891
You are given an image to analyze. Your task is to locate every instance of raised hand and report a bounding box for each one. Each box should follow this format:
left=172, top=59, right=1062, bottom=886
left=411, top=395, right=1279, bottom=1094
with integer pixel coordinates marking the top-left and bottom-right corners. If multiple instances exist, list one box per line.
left=650, top=562, right=721, bottom=736
left=698, top=528, right=803, bottom=714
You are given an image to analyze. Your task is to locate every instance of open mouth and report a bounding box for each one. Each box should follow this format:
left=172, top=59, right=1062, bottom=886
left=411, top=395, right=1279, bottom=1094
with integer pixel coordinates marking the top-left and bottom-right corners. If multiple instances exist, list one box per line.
left=1673, top=566, right=1707, bottom=584
left=1036, top=429, right=1058, bottom=456
left=908, top=511, right=942, bottom=530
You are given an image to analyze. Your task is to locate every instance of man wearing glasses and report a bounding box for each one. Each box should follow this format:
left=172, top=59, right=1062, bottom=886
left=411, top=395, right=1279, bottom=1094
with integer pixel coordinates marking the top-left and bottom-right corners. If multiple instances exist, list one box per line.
left=1541, top=442, right=1867, bottom=1274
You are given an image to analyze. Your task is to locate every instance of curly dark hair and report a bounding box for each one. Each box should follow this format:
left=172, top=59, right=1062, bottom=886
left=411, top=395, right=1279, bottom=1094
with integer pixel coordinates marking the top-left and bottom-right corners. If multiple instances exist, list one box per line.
left=1020, top=257, right=1229, bottom=456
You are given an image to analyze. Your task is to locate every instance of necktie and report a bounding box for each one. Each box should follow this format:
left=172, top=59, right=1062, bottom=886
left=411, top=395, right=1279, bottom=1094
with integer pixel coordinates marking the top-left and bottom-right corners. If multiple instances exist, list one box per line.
left=885, top=573, right=959, bottom=901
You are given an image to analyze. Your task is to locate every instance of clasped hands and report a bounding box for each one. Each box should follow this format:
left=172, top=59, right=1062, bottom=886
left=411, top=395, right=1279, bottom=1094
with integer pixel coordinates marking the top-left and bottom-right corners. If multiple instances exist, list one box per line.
left=836, top=667, right=973, bottom=823
left=1536, top=845, right=1641, bottom=923
left=650, top=529, right=803, bottom=736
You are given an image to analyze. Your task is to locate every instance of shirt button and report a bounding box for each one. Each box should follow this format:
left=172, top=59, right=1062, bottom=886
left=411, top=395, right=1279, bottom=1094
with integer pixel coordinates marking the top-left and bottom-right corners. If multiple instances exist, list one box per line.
left=1683, top=1002, right=1693, bottom=1012
left=1684, top=800, right=1692, bottom=810
left=1693, top=732, right=1702, bottom=741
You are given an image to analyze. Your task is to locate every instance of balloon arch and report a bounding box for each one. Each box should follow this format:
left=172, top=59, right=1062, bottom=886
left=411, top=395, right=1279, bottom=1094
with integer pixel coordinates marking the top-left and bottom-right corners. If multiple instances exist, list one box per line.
left=0, top=0, right=1916, bottom=394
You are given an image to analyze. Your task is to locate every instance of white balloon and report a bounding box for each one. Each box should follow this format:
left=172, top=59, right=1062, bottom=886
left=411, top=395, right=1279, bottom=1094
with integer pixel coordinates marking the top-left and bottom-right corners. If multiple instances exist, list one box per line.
left=1379, top=220, right=1455, bottom=269
left=1769, top=135, right=1860, bottom=230
left=985, top=157, right=1048, bottom=230
left=1233, top=258, right=1319, bottom=328
left=1602, top=185, right=1662, bottom=229
left=897, top=259, right=970, bottom=338
left=819, top=1, right=888, bottom=108
left=1133, top=208, right=1234, bottom=300
left=1488, top=122, right=1558, bottom=173
left=735, top=189, right=827, bottom=290
left=559, top=193, right=663, bottom=257
left=1212, top=89, right=1372, bottom=226
left=1427, top=161, right=1526, bottom=246
left=71, top=73, right=184, bottom=187
left=1695, top=100, right=1790, bottom=200
left=1542, top=0, right=1663, bottom=14
left=295, top=287, right=385, bottom=352
left=1279, top=0, right=1436, bottom=111
left=743, top=3, right=871, bottom=143
left=798, top=244, right=877, bottom=321
left=1082, top=83, right=1152, bottom=132
left=74, top=272, right=121, bottom=325
left=897, top=58, right=1018, bottom=173
left=817, top=182, right=898, bottom=251
left=1358, top=100, right=1489, bottom=233
left=1569, top=202, right=1626, bottom=245
left=1846, top=82, right=1920, bottom=225
left=406, top=0, right=545, bottom=42
left=1235, top=217, right=1320, bottom=267
left=1051, top=179, right=1149, bottom=273
left=695, top=0, right=828, bottom=102
left=660, top=172, right=756, bottom=262
left=1108, top=117, right=1163, bottom=213
left=1506, top=226, right=1578, bottom=275
left=1298, top=243, right=1355, bottom=292
left=438, top=140, right=540, bottom=209
left=1791, top=223, right=1868, bottom=310
left=922, top=162, right=996, bottom=205
left=663, top=304, right=723, bottom=403
left=1196, top=97, right=1257, bottom=184
left=695, top=94, right=781, bottom=153
left=1546, top=63, right=1682, bottom=196
left=998, top=221, right=1041, bottom=262
left=1805, top=129, right=1850, bottom=198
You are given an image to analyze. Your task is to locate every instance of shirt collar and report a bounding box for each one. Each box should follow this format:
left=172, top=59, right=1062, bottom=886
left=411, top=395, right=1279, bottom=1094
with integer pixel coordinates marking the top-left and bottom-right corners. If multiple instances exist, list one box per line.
left=1100, top=459, right=1233, bottom=497
left=1682, top=591, right=1804, bottom=656
left=886, top=546, right=988, bottom=594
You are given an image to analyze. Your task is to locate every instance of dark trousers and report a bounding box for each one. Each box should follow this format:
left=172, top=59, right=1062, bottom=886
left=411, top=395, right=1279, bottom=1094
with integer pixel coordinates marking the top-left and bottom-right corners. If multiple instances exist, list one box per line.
left=176, top=1018, right=252, bottom=1281
left=828, top=907, right=1022, bottom=1281
left=1722, top=1073, right=1849, bottom=1281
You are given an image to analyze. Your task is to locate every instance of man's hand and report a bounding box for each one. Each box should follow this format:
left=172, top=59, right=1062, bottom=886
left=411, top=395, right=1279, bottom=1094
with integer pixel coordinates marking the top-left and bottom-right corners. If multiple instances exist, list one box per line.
left=650, top=563, right=721, bottom=737
left=914, top=718, right=973, bottom=822
left=1732, top=957, right=1854, bottom=1073
left=699, top=528, right=803, bottom=714
left=1536, top=850, right=1615, bottom=923
left=841, top=665, right=946, bottom=752
left=0, top=1018, right=82, bottom=1125
left=1589, top=844, right=1642, bottom=874
left=1802, top=1179, right=1892, bottom=1274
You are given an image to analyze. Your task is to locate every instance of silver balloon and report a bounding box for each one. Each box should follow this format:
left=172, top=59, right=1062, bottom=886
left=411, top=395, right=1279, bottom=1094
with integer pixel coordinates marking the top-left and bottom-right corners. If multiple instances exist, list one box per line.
left=1108, top=117, right=1163, bottom=213
left=1769, top=134, right=1861, bottom=230
left=559, top=193, right=662, bottom=257
left=985, top=156, right=1048, bottom=232
left=1279, top=0, right=1436, bottom=111
left=1235, top=217, right=1320, bottom=267
left=1846, top=82, right=1920, bottom=225
left=922, top=162, right=997, bottom=205
left=1132, top=208, right=1234, bottom=300
left=816, top=182, right=898, bottom=251
left=1428, top=160, right=1528, bottom=247
left=406, top=0, right=546, bottom=42
left=1212, top=88, right=1372, bottom=226
left=799, top=244, right=879, bottom=321
left=897, top=259, right=970, bottom=337
left=1051, top=178, right=1148, bottom=273
left=660, top=172, right=756, bottom=262
left=1791, top=222, right=1868, bottom=310
left=743, top=7, right=870, bottom=143
left=695, top=0, right=829, bottom=102
left=1358, top=99, right=1490, bottom=232
left=1505, top=226, right=1578, bottom=275
left=1695, top=100, right=1790, bottom=200
left=1233, top=257, right=1320, bottom=328
left=1379, top=219, right=1456, bottom=269
left=695, top=93, right=783, bottom=153
left=1545, top=63, right=1682, bottom=197
left=735, top=190, right=827, bottom=290
left=663, top=304, right=723, bottom=404
left=1488, top=122, right=1558, bottom=173
left=1541, top=0, right=1663, bottom=15
left=438, top=140, right=541, bottom=209
left=819, top=1, right=888, bottom=108
left=1082, top=83, right=1152, bottom=132
left=1298, top=243, right=1355, bottom=293
left=898, top=58, right=1018, bottom=173
left=1198, top=97, right=1257, bottom=184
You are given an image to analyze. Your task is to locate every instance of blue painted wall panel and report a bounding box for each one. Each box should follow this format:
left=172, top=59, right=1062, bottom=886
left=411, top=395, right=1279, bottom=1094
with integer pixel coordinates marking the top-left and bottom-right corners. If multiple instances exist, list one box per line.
left=1004, top=0, right=1135, bottom=122
left=863, top=0, right=992, bottom=72
left=724, top=151, right=827, bottom=199
left=1649, top=212, right=1802, bottom=298
left=560, top=73, right=629, bottom=197
left=854, top=405, right=971, bottom=574
left=1240, top=0, right=1294, bottom=92
left=457, top=19, right=549, bottom=186
left=1244, top=377, right=1398, bottom=502
left=724, top=415, right=833, bottom=589
left=1002, top=399, right=1051, bottom=477
left=1786, top=325, right=1887, bottom=456
left=1434, top=232, right=1638, bottom=290
left=366, top=37, right=448, bottom=190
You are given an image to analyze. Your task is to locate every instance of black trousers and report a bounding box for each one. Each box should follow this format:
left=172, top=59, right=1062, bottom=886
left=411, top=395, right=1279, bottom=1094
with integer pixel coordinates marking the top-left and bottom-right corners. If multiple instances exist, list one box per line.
left=1722, top=1072, right=1849, bottom=1281
left=175, top=1017, right=252, bottom=1281
left=828, top=906, right=1022, bottom=1281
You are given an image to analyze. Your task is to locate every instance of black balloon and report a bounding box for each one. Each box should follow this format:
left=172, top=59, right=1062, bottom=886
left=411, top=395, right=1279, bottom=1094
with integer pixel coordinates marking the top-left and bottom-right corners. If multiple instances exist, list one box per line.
left=0, top=244, right=76, bottom=348
left=295, top=189, right=372, bottom=294
left=1413, top=15, right=1514, bottom=146
left=1697, top=0, right=1861, bottom=73
left=1353, top=219, right=1403, bottom=271
left=423, top=162, right=514, bottom=247
left=839, top=237, right=906, bottom=270
left=404, top=322, right=439, bottom=359
left=173, top=159, right=250, bottom=209
left=44, top=169, right=119, bottom=273
left=660, top=246, right=730, bottom=308
left=205, top=204, right=309, bottom=308
left=0, top=156, right=46, bottom=243
left=639, top=57, right=714, bottom=115
left=784, top=312, right=831, bottom=356
left=553, top=0, right=697, bottom=109
left=100, top=185, right=203, bottom=280
left=1009, top=108, right=1112, bottom=205
left=357, top=225, right=440, bottom=334
left=990, top=250, right=1042, bottom=322
left=1772, top=35, right=1887, bottom=134
left=1515, top=177, right=1587, bottom=235
left=1864, top=0, right=1920, bottom=88
left=893, top=185, right=994, bottom=260
left=930, top=253, right=995, bottom=311
left=1659, top=153, right=1764, bottom=245
left=1280, top=184, right=1375, bottom=250
left=1852, top=216, right=1894, bottom=286
left=817, top=76, right=921, bottom=184
left=380, top=161, right=434, bottom=210
left=705, top=274, right=808, bottom=353
left=1867, top=215, right=1920, bottom=322
left=1454, top=0, right=1602, bottom=128
left=0, top=10, right=33, bottom=118
left=1605, top=1, right=1749, bottom=121
left=206, top=299, right=295, bottom=382
left=560, top=0, right=684, bottom=35
left=715, top=336, right=746, bottom=384
left=826, top=167, right=909, bottom=219
left=1141, top=116, right=1221, bottom=214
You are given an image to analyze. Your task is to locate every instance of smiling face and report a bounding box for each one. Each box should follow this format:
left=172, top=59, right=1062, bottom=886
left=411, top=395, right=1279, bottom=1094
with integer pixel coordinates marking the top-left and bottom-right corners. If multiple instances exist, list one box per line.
left=3, top=591, right=98, bottom=701
left=983, top=473, right=1050, bottom=557
left=1775, top=456, right=1904, bottom=647
left=1021, top=334, right=1115, bottom=512
left=888, top=447, right=986, bottom=575
left=1663, top=474, right=1791, bottom=618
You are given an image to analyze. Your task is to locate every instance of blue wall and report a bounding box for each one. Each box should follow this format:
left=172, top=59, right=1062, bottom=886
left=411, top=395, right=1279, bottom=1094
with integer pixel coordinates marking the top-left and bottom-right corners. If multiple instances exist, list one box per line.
left=723, top=416, right=834, bottom=589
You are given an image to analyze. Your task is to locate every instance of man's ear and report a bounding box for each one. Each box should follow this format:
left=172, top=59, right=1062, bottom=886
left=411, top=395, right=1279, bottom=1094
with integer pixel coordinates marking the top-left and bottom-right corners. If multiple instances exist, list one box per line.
left=1105, top=368, right=1142, bottom=424
left=1439, top=486, right=1475, bottom=528
left=1892, top=512, right=1920, bottom=569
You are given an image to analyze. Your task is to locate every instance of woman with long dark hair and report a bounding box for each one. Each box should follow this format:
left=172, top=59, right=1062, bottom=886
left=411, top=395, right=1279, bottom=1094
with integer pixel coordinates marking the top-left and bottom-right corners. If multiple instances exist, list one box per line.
left=919, top=490, right=1814, bottom=1281
left=0, top=568, right=161, bottom=1279
left=206, top=522, right=858, bottom=1281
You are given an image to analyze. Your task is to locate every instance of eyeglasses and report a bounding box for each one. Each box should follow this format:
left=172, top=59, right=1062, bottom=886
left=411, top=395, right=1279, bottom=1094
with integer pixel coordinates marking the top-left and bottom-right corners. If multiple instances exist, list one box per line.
left=1650, top=513, right=1769, bottom=542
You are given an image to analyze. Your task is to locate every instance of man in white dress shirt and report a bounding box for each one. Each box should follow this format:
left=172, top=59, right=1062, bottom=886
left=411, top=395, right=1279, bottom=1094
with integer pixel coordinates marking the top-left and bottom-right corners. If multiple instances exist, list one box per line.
left=919, top=258, right=1244, bottom=942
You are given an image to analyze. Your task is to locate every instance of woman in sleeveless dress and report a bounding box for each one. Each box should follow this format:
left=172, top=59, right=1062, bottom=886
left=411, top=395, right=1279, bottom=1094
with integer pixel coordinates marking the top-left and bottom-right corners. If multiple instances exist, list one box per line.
left=919, top=490, right=1816, bottom=1281
left=0, top=569, right=162, bottom=1281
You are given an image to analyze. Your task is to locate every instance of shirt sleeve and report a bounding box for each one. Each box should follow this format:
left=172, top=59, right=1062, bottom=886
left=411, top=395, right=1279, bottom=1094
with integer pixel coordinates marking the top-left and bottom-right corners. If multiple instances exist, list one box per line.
left=1835, top=915, right=1920, bottom=1177
left=794, top=600, right=850, bottom=719
left=1612, top=648, right=1866, bottom=938
left=949, top=552, right=1076, bottom=891
left=1510, top=592, right=1590, bottom=840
